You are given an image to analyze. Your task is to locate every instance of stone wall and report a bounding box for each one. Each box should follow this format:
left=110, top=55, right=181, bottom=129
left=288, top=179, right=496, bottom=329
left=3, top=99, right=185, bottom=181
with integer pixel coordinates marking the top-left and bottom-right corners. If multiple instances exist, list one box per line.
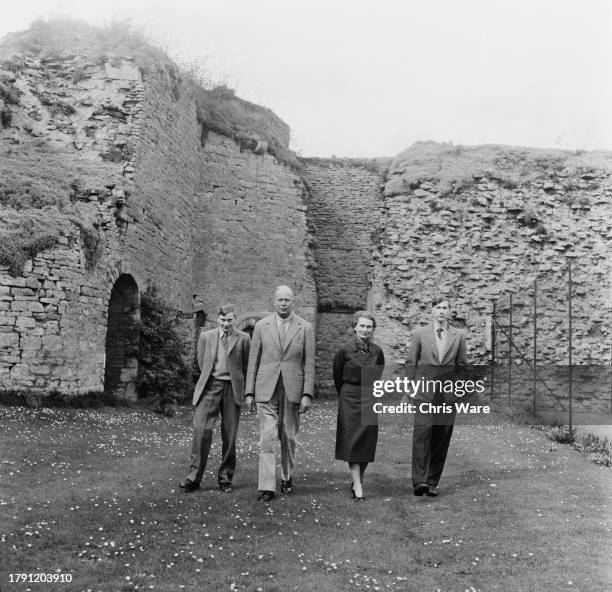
left=1, top=27, right=610, bottom=404
left=193, top=132, right=317, bottom=328
left=0, top=48, right=149, bottom=394
left=369, top=143, right=611, bottom=411
left=0, top=30, right=317, bottom=396
left=372, top=142, right=611, bottom=364
left=301, top=159, right=389, bottom=393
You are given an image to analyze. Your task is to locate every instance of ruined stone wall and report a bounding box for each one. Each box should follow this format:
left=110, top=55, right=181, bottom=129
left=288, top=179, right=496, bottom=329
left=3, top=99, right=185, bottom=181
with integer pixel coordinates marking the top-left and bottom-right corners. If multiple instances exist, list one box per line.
left=0, top=50, right=149, bottom=394
left=370, top=143, right=611, bottom=411
left=193, top=133, right=317, bottom=327
left=0, top=33, right=317, bottom=396
left=301, top=145, right=611, bottom=407
left=301, top=159, right=388, bottom=393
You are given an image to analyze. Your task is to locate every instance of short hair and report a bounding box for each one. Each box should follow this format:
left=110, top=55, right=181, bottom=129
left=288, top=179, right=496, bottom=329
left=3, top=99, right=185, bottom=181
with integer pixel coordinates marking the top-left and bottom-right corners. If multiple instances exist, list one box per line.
left=431, top=295, right=451, bottom=307
left=274, top=285, right=294, bottom=299
left=352, top=310, right=376, bottom=329
left=217, top=303, right=236, bottom=316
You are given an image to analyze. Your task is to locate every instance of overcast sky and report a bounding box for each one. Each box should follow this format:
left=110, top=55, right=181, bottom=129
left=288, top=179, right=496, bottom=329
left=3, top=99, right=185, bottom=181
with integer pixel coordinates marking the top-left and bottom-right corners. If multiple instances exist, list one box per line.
left=1, top=0, right=611, bottom=157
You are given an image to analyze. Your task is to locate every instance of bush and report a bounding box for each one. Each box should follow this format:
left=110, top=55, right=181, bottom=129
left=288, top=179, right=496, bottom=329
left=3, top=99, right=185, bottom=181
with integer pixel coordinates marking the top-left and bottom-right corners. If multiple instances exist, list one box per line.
left=580, top=433, right=612, bottom=467
left=547, top=424, right=576, bottom=444
left=136, top=286, right=190, bottom=403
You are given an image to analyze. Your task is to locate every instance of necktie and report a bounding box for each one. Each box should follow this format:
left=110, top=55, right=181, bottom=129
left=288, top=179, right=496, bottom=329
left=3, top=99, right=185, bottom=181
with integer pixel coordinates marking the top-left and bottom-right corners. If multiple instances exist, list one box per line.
left=279, top=321, right=287, bottom=347
left=436, top=327, right=443, bottom=339
left=221, top=332, right=229, bottom=351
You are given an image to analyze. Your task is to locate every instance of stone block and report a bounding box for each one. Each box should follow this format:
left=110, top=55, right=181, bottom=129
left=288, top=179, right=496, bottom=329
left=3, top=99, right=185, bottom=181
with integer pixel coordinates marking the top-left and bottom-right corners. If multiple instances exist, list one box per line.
left=0, top=332, right=19, bottom=348
left=31, top=365, right=51, bottom=375
left=10, top=363, right=30, bottom=379
left=15, top=316, right=36, bottom=330
left=21, top=336, right=42, bottom=350
left=42, top=335, right=64, bottom=349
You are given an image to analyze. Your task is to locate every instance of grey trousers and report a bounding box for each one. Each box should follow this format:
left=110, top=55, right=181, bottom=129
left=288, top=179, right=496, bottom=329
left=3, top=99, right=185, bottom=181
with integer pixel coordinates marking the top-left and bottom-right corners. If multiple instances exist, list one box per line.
left=256, top=376, right=300, bottom=492
left=187, top=378, right=240, bottom=485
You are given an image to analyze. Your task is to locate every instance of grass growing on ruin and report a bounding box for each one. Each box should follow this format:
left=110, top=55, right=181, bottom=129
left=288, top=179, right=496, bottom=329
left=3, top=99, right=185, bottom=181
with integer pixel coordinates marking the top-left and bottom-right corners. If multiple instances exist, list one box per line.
left=0, top=18, right=165, bottom=66
left=1, top=18, right=298, bottom=169
left=0, top=143, right=124, bottom=275
left=390, top=141, right=612, bottom=196
left=1, top=401, right=610, bottom=592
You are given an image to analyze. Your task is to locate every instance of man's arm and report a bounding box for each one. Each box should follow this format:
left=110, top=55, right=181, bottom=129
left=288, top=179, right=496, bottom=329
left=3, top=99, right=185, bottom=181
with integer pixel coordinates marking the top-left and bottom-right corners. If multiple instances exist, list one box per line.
left=298, top=322, right=316, bottom=413
left=405, top=330, right=421, bottom=378
left=241, top=333, right=251, bottom=383
left=244, top=323, right=261, bottom=410
left=302, top=321, right=315, bottom=397
left=455, top=330, right=468, bottom=379
left=196, top=331, right=207, bottom=371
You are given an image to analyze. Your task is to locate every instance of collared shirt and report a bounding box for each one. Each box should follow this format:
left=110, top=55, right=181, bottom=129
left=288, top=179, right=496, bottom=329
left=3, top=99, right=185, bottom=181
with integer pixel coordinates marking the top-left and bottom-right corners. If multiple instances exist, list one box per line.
left=212, top=327, right=233, bottom=381
left=433, top=321, right=448, bottom=362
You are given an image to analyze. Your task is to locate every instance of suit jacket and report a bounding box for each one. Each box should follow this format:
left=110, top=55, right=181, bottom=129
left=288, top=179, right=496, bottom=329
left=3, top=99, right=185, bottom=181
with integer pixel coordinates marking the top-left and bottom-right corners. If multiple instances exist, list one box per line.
left=192, top=328, right=251, bottom=407
left=245, top=313, right=315, bottom=403
left=405, top=323, right=467, bottom=402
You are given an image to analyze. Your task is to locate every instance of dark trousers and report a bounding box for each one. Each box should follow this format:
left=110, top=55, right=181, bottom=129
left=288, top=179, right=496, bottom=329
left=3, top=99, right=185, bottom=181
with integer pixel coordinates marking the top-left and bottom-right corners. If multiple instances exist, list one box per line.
left=187, top=378, right=240, bottom=485
left=411, top=401, right=455, bottom=487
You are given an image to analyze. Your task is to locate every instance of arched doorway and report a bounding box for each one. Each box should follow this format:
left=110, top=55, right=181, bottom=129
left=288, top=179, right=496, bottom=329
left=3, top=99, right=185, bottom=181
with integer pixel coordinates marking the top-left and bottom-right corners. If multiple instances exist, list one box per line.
left=104, top=274, right=140, bottom=399
left=237, top=314, right=267, bottom=339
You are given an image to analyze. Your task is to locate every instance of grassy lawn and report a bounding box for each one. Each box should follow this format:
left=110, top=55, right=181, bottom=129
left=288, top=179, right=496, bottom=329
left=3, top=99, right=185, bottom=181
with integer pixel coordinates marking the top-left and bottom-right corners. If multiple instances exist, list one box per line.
left=0, top=401, right=610, bottom=592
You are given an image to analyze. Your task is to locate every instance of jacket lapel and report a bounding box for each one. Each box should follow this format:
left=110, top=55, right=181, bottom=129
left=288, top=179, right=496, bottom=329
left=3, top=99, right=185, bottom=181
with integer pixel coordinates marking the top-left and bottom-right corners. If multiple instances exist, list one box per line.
left=226, top=332, right=239, bottom=355
left=425, top=324, right=440, bottom=364
left=282, top=317, right=300, bottom=351
left=266, top=317, right=281, bottom=350
left=209, top=331, right=219, bottom=363
left=440, top=327, right=457, bottom=364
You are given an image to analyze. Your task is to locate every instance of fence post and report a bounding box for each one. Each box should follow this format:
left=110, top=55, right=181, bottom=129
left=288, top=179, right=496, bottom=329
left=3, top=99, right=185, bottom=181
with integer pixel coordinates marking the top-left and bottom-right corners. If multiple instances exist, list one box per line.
left=508, top=292, right=513, bottom=405
left=533, top=279, right=537, bottom=414
left=491, top=301, right=496, bottom=402
left=568, top=259, right=573, bottom=439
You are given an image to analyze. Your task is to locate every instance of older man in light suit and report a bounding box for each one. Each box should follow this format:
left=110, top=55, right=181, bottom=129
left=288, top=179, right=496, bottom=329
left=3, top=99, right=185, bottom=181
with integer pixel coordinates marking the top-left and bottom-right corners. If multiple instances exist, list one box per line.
left=406, top=296, right=467, bottom=497
left=245, top=285, right=315, bottom=502
left=179, top=304, right=250, bottom=493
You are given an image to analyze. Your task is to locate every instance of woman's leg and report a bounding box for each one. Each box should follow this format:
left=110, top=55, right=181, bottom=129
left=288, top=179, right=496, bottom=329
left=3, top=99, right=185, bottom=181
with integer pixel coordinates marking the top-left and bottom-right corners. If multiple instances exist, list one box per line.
left=349, top=463, right=363, bottom=497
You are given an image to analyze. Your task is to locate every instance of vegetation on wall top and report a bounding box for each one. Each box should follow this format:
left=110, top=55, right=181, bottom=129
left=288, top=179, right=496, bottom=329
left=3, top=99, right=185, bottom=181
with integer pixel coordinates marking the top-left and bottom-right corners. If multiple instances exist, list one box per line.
left=390, top=141, right=612, bottom=196
left=0, top=18, right=168, bottom=67
left=1, top=19, right=298, bottom=169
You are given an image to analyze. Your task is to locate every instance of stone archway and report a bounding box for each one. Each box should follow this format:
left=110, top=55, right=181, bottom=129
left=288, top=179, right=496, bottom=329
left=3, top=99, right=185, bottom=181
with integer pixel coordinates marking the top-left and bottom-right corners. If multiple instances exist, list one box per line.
left=237, top=314, right=267, bottom=338
left=104, top=274, right=140, bottom=399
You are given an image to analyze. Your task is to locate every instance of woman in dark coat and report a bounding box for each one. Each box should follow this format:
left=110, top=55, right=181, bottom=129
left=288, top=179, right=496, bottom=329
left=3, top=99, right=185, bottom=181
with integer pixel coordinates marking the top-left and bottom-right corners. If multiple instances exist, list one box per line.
left=334, top=311, right=385, bottom=501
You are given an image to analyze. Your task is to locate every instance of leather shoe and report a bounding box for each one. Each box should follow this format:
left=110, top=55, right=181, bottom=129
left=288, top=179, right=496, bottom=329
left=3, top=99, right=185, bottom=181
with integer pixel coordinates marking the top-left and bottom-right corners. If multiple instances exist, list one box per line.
left=257, top=490, right=275, bottom=502
left=413, top=483, right=429, bottom=496
left=280, top=479, right=294, bottom=494
left=219, top=483, right=233, bottom=493
left=426, top=485, right=439, bottom=497
left=178, top=479, right=200, bottom=492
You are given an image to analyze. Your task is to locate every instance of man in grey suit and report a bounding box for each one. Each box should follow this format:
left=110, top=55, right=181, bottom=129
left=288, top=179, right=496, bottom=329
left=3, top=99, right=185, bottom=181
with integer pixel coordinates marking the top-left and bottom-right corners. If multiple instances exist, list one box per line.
left=245, top=285, right=315, bottom=502
left=406, top=296, right=467, bottom=497
left=179, top=304, right=251, bottom=493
